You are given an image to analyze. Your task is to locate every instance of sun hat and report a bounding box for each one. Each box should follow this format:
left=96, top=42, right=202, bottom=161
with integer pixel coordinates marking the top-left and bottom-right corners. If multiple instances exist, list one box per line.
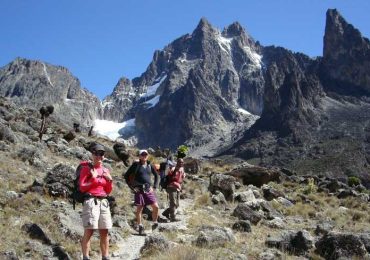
left=139, top=149, right=148, bottom=155
left=91, top=143, right=105, bottom=152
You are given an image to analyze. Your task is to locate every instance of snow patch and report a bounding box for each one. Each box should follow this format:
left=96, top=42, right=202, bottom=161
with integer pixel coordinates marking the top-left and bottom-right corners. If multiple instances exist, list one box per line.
left=178, top=53, right=190, bottom=63
left=42, top=62, right=54, bottom=87
left=243, top=46, right=262, bottom=68
left=237, top=108, right=253, bottom=115
left=102, top=100, right=113, bottom=109
left=94, top=119, right=135, bottom=140
left=144, top=95, right=160, bottom=109
left=179, top=57, right=187, bottom=63
left=140, top=75, right=167, bottom=98
left=216, top=32, right=233, bottom=54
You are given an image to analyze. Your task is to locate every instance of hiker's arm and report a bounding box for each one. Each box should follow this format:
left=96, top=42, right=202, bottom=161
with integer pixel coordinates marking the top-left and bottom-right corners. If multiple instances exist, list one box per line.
left=123, top=164, right=134, bottom=184
left=79, top=168, right=99, bottom=193
left=104, top=169, right=113, bottom=194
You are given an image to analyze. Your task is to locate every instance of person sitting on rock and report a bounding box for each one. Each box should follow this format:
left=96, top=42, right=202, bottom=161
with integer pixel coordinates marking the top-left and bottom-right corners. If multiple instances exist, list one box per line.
left=162, top=158, right=186, bottom=222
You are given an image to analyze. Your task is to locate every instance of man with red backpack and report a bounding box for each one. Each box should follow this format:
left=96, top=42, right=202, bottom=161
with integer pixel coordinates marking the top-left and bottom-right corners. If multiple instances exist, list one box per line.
left=162, top=158, right=186, bottom=222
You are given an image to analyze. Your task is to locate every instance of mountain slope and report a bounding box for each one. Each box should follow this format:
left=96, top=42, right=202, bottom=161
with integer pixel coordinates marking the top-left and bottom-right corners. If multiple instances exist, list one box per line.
left=104, top=18, right=264, bottom=155
left=0, top=58, right=102, bottom=127
left=226, top=9, right=370, bottom=187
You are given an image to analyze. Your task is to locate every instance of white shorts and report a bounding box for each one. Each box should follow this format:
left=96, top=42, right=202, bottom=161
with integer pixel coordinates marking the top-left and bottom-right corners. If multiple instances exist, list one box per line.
left=81, top=198, right=112, bottom=229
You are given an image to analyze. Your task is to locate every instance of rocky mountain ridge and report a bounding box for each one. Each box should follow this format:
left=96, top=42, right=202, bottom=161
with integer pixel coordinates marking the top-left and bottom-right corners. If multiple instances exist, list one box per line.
left=226, top=9, right=370, bottom=186
left=104, top=17, right=266, bottom=155
left=1, top=9, right=369, bottom=185
left=0, top=58, right=102, bottom=127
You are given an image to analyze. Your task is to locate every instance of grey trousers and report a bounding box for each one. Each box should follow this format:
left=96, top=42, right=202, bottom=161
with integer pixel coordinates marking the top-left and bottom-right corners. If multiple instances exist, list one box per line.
left=166, top=187, right=179, bottom=219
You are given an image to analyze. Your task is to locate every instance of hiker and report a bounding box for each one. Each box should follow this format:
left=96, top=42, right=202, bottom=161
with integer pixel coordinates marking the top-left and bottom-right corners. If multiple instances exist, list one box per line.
left=162, top=158, right=186, bottom=222
left=159, top=155, right=175, bottom=189
left=79, top=143, right=113, bottom=260
left=124, top=149, right=160, bottom=235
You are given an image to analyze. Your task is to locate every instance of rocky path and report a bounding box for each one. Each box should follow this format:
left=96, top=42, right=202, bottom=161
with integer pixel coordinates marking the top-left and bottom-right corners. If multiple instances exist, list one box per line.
left=111, top=198, right=193, bottom=259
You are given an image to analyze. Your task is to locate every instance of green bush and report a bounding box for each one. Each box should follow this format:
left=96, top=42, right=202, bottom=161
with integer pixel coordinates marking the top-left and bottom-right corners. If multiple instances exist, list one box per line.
left=348, top=176, right=361, bottom=187
left=177, top=145, right=189, bottom=158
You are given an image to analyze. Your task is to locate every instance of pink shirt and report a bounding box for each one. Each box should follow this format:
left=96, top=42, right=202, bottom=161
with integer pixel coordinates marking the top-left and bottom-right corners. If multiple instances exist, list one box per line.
left=79, top=164, right=113, bottom=197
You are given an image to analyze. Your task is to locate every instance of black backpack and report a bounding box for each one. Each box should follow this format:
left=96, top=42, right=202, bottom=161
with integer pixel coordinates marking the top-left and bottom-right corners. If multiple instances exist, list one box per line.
left=125, top=161, right=154, bottom=190
left=72, top=161, right=93, bottom=209
left=159, top=162, right=171, bottom=190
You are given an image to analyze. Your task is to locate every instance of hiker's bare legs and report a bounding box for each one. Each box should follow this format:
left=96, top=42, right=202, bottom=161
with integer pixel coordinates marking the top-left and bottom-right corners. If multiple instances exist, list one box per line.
left=136, top=205, right=144, bottom=225
left=151, top=202, right=159, bottom=222
left=81, top=229, right=94, bottom=258
left=99, top=229, right=109, bottom=257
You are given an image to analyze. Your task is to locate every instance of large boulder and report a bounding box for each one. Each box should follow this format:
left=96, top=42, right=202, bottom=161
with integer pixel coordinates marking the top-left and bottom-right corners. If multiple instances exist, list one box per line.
left=21, top=223, right=71, bottom=259
left=209, top=173, right=236, bottom=201
left=141, top=234, right=170, bottom=253
left=232, top=220, right=252, bottom=232
left=360, top=233, right=370, bottom=253
left=259, top=200, right=284, bottom=220
left=17, top=146, right=46, bottom=168
left=232, top=203, right=264, bottom=224
left=315, top=232, right=369, bottom=259
left=234, top=189, right=257, bottom=204
left=183, top=157, right=202, bottom=174
left=266, top=230, right=314, bottom=256
left=227, top=165, right=281, bottom=187
left=194, top=225, right=235, bottom=248
left=262, top=184, right=284, bottom=201
left=113, top=142, right=130, bottom=165
left=44, top=163, right=75, bottom=197
left=21, top=223, right=52, bottom=245
left=0, top=124, right=17, bottom=143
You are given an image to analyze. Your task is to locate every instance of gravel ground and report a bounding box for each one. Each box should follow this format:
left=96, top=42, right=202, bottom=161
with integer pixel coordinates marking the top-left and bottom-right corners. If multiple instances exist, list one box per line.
left=111, top=199, right=193, bottom=259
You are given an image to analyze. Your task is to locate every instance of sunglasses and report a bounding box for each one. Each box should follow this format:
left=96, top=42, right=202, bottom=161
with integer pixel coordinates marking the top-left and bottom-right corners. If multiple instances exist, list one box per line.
left=140, top=153, right=148, bottom=156
left=93, top=151, right=105, bottom=156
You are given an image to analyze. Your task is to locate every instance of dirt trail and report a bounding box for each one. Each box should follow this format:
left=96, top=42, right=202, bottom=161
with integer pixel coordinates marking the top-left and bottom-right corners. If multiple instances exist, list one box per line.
left=111, top=198, right=193, bottom=259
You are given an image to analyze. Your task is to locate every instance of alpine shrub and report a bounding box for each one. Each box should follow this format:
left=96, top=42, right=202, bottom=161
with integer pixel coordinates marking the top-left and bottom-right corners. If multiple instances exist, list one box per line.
left=348, top=176, right=361, bottom=187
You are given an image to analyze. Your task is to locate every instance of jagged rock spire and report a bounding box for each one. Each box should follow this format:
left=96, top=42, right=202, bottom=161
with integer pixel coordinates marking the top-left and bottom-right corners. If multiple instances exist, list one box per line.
left=322, top=8, right=370, bottom=94
left=222, top=22, right=245, bottom=38
left=324, top=9, right=367, bottom=57
left=192, top=17, right=214, bottom=36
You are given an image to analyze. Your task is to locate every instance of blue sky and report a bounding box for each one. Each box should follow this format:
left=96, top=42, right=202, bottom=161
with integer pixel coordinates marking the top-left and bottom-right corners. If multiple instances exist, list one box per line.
left=1, top=1, right=369, bottom=100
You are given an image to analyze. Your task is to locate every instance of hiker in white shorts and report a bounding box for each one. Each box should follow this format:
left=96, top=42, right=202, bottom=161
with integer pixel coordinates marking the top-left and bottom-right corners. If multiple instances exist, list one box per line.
left=79, top=143, right=113, bottom=260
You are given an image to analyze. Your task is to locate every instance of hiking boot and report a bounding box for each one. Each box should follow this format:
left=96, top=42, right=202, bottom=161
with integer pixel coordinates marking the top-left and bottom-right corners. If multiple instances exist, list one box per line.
left=102, top=257, right=110, bottom=260
left=152, top=222, right=159, bottom=231
left=82, top=257, right=90, bottom=260
left=162, top=209, right=170, bottom=220
left=170, top=217, right=181, bottom=222
left=158, top=216, right=169, bottom=223
left=138, top=225, right=145, bottom=235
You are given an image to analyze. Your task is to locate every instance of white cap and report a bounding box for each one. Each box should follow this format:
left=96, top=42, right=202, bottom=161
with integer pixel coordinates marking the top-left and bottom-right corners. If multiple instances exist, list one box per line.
left=139, top=149, right=148, bottom=155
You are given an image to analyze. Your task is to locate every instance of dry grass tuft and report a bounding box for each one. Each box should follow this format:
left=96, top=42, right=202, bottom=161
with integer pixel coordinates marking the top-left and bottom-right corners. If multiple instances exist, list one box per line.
left=143, top=244, right=213, bottom=260
left=284, top=202, right=316, bottom=218
left=193, top=193, right=212, bottom=209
